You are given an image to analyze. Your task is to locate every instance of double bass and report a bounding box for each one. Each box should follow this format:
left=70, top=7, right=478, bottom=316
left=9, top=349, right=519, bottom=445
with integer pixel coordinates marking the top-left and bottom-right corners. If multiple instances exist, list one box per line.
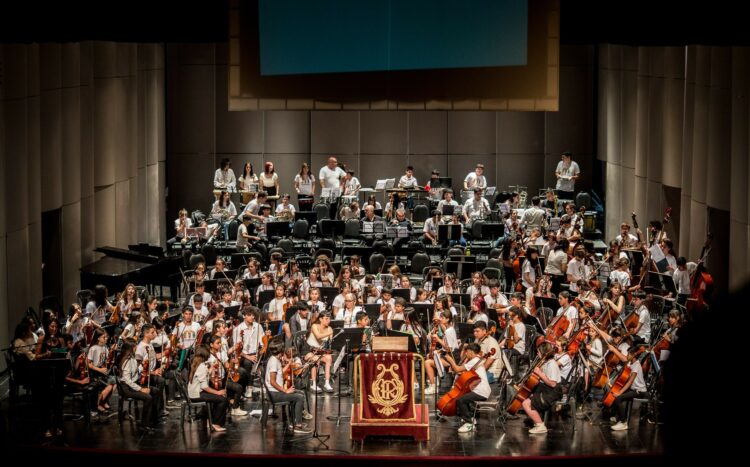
left=437, top=348, right=496, bottom=416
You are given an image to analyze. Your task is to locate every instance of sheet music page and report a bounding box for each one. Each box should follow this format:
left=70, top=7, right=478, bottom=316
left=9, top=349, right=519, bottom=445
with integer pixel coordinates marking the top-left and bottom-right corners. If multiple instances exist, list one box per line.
left=375, top=179, right=386, bottom=190
left=649, top=244, right=666, bottom=263
left=385, top=178, right=396, bottom=189
left=321, top=187, right=331, bottom=197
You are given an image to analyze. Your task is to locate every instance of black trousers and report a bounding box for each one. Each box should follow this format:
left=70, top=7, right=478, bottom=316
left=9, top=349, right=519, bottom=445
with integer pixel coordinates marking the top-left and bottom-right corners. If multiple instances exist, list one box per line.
left=456, top=392, right=486, bottom=422
left=195, top=390, right=228, bottom=426
left=612, top=390, right=647, bottom=422
left=120, top=385, right=156, bottom=427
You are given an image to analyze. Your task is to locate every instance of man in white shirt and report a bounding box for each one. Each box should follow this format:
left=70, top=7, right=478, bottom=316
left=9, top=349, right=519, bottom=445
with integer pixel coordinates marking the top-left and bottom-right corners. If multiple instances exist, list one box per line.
left=422, top=210, right=440, bottom=245
left=555, top=152, right=580, bottom=198
left=521, top=196, right=547, bottom=231
left=319, top=157, right=345, bottom=191
left=464, top=164, right=487, bottom=191
left=614, top=222, right=640, bottom=248
left=214, top=158, right=237, bottom=191
left=463, top=188, right=491, bottom=226
left=673, top=257, right=691, bottom=309
left=398, top=166, right=419, bottom=189
left=437, top=189, right=460, bottom=213
left=343, top=169, right=361, bottom=195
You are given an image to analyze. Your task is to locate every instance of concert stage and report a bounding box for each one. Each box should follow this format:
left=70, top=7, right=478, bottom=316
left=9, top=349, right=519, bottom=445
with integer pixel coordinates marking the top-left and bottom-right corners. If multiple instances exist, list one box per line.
left=4, top=384, right=663, bottom=465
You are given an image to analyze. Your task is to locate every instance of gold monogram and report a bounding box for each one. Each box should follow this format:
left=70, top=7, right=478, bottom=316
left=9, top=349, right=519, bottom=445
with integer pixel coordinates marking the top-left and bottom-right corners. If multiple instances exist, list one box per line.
left=368, top=363, right=408, bottom=416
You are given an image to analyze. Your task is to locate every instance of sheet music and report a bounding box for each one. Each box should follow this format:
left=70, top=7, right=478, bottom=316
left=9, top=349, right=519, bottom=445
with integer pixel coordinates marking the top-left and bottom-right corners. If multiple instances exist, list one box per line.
left=375, top=179, right=386, bottom=190
left=434, top=352, right=445, bottom=378
left=549, top=217, right=561, bottom=231
left=485, top=186, right=496, bottom=197
left=332, top=345, right=347, bottom=374
left=385, top=178, right=396, bottom=190
left=499, top=204, right=510, bottom=216
left=649, top=244, right=666, bottom=264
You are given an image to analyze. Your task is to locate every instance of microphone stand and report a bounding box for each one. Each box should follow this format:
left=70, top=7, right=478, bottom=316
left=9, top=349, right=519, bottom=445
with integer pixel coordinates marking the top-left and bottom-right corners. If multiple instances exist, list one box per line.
left=326, top=338, right=351, bottom=426
left=289, top=356, right=330, bottom=449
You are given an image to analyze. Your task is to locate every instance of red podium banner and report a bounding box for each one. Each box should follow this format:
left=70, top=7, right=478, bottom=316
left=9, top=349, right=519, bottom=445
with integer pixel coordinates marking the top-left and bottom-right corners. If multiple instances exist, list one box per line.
left=358, top=353, right=416, bottom=422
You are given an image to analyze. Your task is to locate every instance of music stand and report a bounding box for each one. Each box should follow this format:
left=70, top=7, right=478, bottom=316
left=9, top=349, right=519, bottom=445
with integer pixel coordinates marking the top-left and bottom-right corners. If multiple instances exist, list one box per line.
left=363, top=304, right=381, bottom=322
left=320, top=220, right=346, bottom=238
left=294, top=211, right=318, bottom=227
left=318, top=287, right=339, bottom=306
left=456, top=322, right=475, bottom=342
left=411, top=304, right=433, bottom=329
left=202, top=279, right=218, bottom=294
left=257, top=290, right=275, bottom=310
left=438, top=177, right=452, bottom=189
left=243, top=278, right=261, bottom=293
left=657, top=272, right=677, bottom=296
left=329, top=320, right=345, bottom=330
left=382, top=329, right=418, bottom=353
left=431, top=277, right=443, bottom=293
left=479, top=223, right=504, bottom=240
left=223, top=305, right=241, bottom=322
left=448, top=293, right=472, bottom=311
left=391, top=288, right=411, bottom=302
left=441, top=204, right=455, bottom=217
left=265, top=221, right=292, bottom=238
left=387, top=319, right=405, bottom=332
left=438, top=224, right=462, bottom=244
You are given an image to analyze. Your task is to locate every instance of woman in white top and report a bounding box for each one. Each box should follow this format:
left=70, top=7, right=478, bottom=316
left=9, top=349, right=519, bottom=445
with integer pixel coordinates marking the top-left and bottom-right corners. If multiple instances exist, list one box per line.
left=187, top=346, right=228, bottom=431
left=214, top=158, right=236, bottom=191
left=116, top=341, right=156, bottom=429
left=294, top=162, right=316, bottom=199
left=211, top=191, right=237, bottom=222
left=424, top=309, right=460, bottom=394
left=437, top=273, right=458, bottom=296
left=334, top=293, right=360, bottom=327
left=521, top=341, right=562, bottom=434
left=365, top=194, right=382, bottom=210
left=238, top=162, right=258, bottom=191
left=260, top=161, right=280, bottom=197
left=305, top=312, right=334, bottom=392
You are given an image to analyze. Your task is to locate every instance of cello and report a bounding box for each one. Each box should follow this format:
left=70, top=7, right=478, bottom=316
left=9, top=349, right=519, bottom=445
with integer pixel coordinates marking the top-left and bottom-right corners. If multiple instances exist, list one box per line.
left=506, top=346, right=554, bottom=415
left=687, top=234, right=714, bottom=318
left=437, top=348, right=496, bottom=416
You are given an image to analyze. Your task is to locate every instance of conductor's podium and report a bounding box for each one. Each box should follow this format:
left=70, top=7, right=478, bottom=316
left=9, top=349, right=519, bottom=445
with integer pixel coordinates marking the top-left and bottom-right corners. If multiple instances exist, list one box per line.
left=350, top=342, right=429, bottom=442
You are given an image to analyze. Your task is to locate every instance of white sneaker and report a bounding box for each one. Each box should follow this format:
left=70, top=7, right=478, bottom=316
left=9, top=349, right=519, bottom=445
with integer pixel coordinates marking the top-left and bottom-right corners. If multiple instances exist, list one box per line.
left=310, top=382, right=322, bottom=393
left=610, top=416, right=617, bottom=423
left=611, top=421, right=629, bottom=431
left=302, top=410, right=313, bottom=420
left=324, top=382, right=334, bottom=392
left=529, top=423, right=548, bottom=434
left=458, top=422, right=474, bottom=433
left=231, top=407, right=248, bottom=416
left=244, top=388, right=253, bottom=398
left=423, top=385, right=437, bottom=395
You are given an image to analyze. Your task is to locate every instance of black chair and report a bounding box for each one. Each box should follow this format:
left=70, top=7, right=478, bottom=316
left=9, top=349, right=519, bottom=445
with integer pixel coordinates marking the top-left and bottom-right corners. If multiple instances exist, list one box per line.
left=489, top=248, right=502, bottom=259
left=189, top=253, right=206, bottom=269
left=486, top=258, right=502, bottom=271
left=448, top=247, right=464, bottom=257
left=315, top=248, right=333, bottom=261
left=277, top=238, right=294, bottom=254
left=201, top=244, right=218, bottom=266
left=296, top=255, right=314, bottom=274
left=410, top=252, right=431, bottom=279
left=471, top=220, right=485, bottom=239
left=191, top=210, right=207, bottom=226
left=575, top=191, right=592, bottom=210
left=292, top=219, right=309, bottom=239
left=259, top=363, right=295, bottom=431
left=369, top=252, right=386, bottom=274
left=174, top=372, right=213, bottom=432
left=116, top=377, right=142, bottom=425
left=412, top=204, right=429, bottom=223
left=318, top=237, right=336, bottom=253
left=482, top=267, right=502, bottom=281
left=314, top=203, right=330, bottom=221
left=344, top=218, right=361, bottom=241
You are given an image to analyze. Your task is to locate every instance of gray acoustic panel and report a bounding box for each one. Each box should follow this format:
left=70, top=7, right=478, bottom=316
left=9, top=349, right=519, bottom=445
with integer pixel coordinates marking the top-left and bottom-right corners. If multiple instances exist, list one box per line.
left=5, top=99, right=30, bottom=231
left=311, top=111, right=359, bottom=155
left=360, top=155, right=404, bottom=193
left=80, top=85, right=94, bottom=198
left=261, top=153, right=310, bottom=197
left=496, top=154, right=545, bottom=200
left=2, top=44, right=29, bottom=99
left=408, top=111, right=447, bottom=155
left=447, top=112, right=496, bottom=155
left=408, top=154, right=448, bottom=189
left=94, top=78, right=125, bottom=187
left=215, top=66, right=263, bottom=153
left=40, top=43, right=61, bottom=91
left=93, top=42, right=117, bottom=79
left=62, top=87, right=81, bottom=204
left=167, top=65, right=216, bottom=155
left=166, top=153, right=215, bottom=222
left=61, top=43, right=80, bottom=88
left=448, top=154, right=497, bottom=195
left=264, top=111, right=310, bottom=154
left=546, top=64, right=594, bottom=159
left=496, top=112, right=544, bottom=155
left=360, top=111, right=407, bottom=155
left=27, top=95, right=41, bottom=224
left=62, top=201, right=82, bottom=306
left=80, top=195, right=95, bottom=266
left=174, top=43, right=216, bottom=66
left=94, top=185, right=116, bottom=251
left=40, top=89, right=63, bottom=212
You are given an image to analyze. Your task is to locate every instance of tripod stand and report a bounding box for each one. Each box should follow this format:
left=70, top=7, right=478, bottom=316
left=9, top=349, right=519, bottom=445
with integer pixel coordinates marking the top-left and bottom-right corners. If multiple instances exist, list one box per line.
left=289, top=358, right=330, bottom=449
left=326, top=338, right=351, bottom=426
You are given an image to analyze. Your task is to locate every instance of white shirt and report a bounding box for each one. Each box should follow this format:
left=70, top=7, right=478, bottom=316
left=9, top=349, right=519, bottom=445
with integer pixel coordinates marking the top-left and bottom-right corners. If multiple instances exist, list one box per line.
left=344, top=177, right=361, bottom=195
left=236, top=223, right=251, bottom=250
left=541, top=359, right=562, bottom=385
left=555, top=352, right=572, bottom=380
left=636, top=305, right=651, bottom=343
left=512, top=321, right=526, bottom=355
left=174, top=217, right=193, bottom=238
left=463, top=197, right=491, bottom=219
left=260, top=172, right=278, bottom=188
left=335, top=306, right=361, bottom=327
left=464, top=172, right=487, bottom=190
left=275, top=203, right=296, bottom=215
left=555, top=160, right=580, bottom=192
left=628, top=360, right=647, bottom=393
left=545, top=250, right=568, bottom=276
left=214, top=168, right=237, bottom=190
left=464, top=356, right=491, bottom=399
left=673, top=269, right=690, bottom=294
left=567, top=258, right=584, bottom=292
left=521, top=206, right=547, bottom=229
left=423, top=217, right=439, bottom=238
left=522, top=260, right=536, bottom=290
left=319, top=165, right=346, bottom=189
left=173, top=321, right=201, bottom=349
left=609, top=270, right=631, bottom=288
left=234, top=321, right=261, bottom=355
left=188, top=363, right=210, bottom=399
left=444, top=326, right=459, bottom=351
left=557, top=305, right=577, bottom=325
left=294, top=173, right=316, bottom=196
left=265, top=355, right=284, bottom=392
left=615, top=233, right=639, bottom=246
left=398, top=174, right=418, bottom=188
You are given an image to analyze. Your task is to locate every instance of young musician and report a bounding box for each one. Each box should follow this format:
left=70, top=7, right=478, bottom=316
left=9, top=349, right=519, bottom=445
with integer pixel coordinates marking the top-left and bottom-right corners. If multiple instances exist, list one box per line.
left=424, top=309, right=460, bottom=395
left=135, top=324, right=166, bottom=416
left=630, top=291, right=651, bottom=345
left=473, top=321, right=503, bottom=383
left=335, top=293, right=361, bottom=328
left=238, top=162, right=258, bottom=191
left=521, top=341, right=562, bottom=434
left=294, top=162, right=316, bottom=208
left=214, top=158, right=236, bottom=191
left=554, top=151, right=580, bottom=198
left=608, top=344, right=648, bottom=431
left=233, top=307, right=263, bottom=379
left=555, top=291, right=578, bottom=340
left=463, top=164, right=487, bottom=191
left=87, top=328, right=116, bottom=413
left=207, top=334, right=246, bottom=417
left=305, top=312, right=334, bottom=393
left=117, top=340, right=157, bottom=430
left=265, top=340, right=312, bottom=434
left=188, top=345, right=228, bottom=432
left=444, top=343, right=491, bottom=433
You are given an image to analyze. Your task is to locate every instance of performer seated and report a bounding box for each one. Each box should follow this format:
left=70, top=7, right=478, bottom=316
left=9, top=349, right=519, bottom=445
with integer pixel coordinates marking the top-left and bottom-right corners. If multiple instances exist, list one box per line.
left=443, top=343, right=491, bottom=433
left=521, top=341, right=562, bottom=434
left=265, top=340, right=312, bottom=434
left=608, top=344, right=648, bottom=431
left=187, top=345, right=228, bottom=432
left=305, top=312, right=334, bottom=393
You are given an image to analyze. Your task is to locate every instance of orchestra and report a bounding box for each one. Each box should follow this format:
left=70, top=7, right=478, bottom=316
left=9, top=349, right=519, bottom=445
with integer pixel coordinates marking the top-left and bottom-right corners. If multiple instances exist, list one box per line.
left=9, top=156, right=705, bottom=446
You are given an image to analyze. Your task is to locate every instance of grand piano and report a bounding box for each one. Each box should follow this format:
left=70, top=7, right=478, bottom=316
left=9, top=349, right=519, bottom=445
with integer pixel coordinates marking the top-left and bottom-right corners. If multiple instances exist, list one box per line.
left=80, top=244, right=183, bottom=295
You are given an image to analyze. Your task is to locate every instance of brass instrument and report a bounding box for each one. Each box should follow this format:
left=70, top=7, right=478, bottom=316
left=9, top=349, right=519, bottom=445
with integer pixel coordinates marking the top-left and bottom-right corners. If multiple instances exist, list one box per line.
left=276, top=208, right=294, bottom=222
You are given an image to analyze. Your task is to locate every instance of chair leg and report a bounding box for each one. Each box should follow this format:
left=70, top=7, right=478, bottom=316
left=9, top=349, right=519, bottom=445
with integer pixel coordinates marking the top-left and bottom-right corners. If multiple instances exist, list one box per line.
left=207, top=404, right=213, bottom=432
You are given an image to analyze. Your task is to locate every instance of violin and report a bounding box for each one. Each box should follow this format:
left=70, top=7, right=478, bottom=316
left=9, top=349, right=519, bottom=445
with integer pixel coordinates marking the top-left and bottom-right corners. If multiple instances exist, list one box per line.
left=260, top=320, right=271, bottom=356
left=210, top=360, right=223, bottom=390
left=437, top=348, right=496, bottom=416
left=228, top=330, right=244, bottom=383
left=140, top=358, right=150, bottom=386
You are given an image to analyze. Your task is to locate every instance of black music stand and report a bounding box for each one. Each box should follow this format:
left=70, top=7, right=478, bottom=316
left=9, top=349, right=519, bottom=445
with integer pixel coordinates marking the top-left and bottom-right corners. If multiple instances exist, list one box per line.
left=411, top=303, right=432, bottom=329
left=387, top=319, right=405, bottom=332
left=479, top=223, right=505, bottom=240
left=448, top=293, right=472, bottom=311
left=289, top=357, right=331, bottom=449
left=455, top=323, right=475, bottom=343
left=441, top=204, right=456, bottom=217
left=266, top=221, right=292, bottom=239
left=320, top=220, right=346, bottom=238
left=294, top=211, right=317, bottom=228
left=431, top=277, right=443, bottom=293
left=318, top=287, right=339, bottom=306
left=363, top=304, right=381, bottom=322
left=202, top=279, right=218, bottom=294
left=392, top=288, right=411, bottom=302
left=223, top=305, right=241, bottom=321
left=438, top=224, right=462, bottom=244
left=438, top=177, right=453, bottom=189
left=257, top=290, right=275, bottom=310
left=326, top=329, right=356, bottom=425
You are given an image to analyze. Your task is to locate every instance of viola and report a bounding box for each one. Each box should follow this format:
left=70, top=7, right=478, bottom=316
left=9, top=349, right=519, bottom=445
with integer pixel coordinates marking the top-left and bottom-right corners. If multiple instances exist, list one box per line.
left=210, top=360, right=223, bottom=390
left=260, top=320, right=271, bottom=356
left=228, top=330, right=244, bottom=383
left=437, top=348, right=496, bottom=416
left=77, top=352, right=89, bottom=380
left=140, top=358, right=150, bottom=386
left=506, top=323, right=516, bottom=350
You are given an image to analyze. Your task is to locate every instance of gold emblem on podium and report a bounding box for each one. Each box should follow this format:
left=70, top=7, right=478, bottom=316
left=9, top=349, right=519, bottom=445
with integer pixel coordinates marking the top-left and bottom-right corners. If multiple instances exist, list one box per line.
left=368, top=363, right=408, bottom=416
